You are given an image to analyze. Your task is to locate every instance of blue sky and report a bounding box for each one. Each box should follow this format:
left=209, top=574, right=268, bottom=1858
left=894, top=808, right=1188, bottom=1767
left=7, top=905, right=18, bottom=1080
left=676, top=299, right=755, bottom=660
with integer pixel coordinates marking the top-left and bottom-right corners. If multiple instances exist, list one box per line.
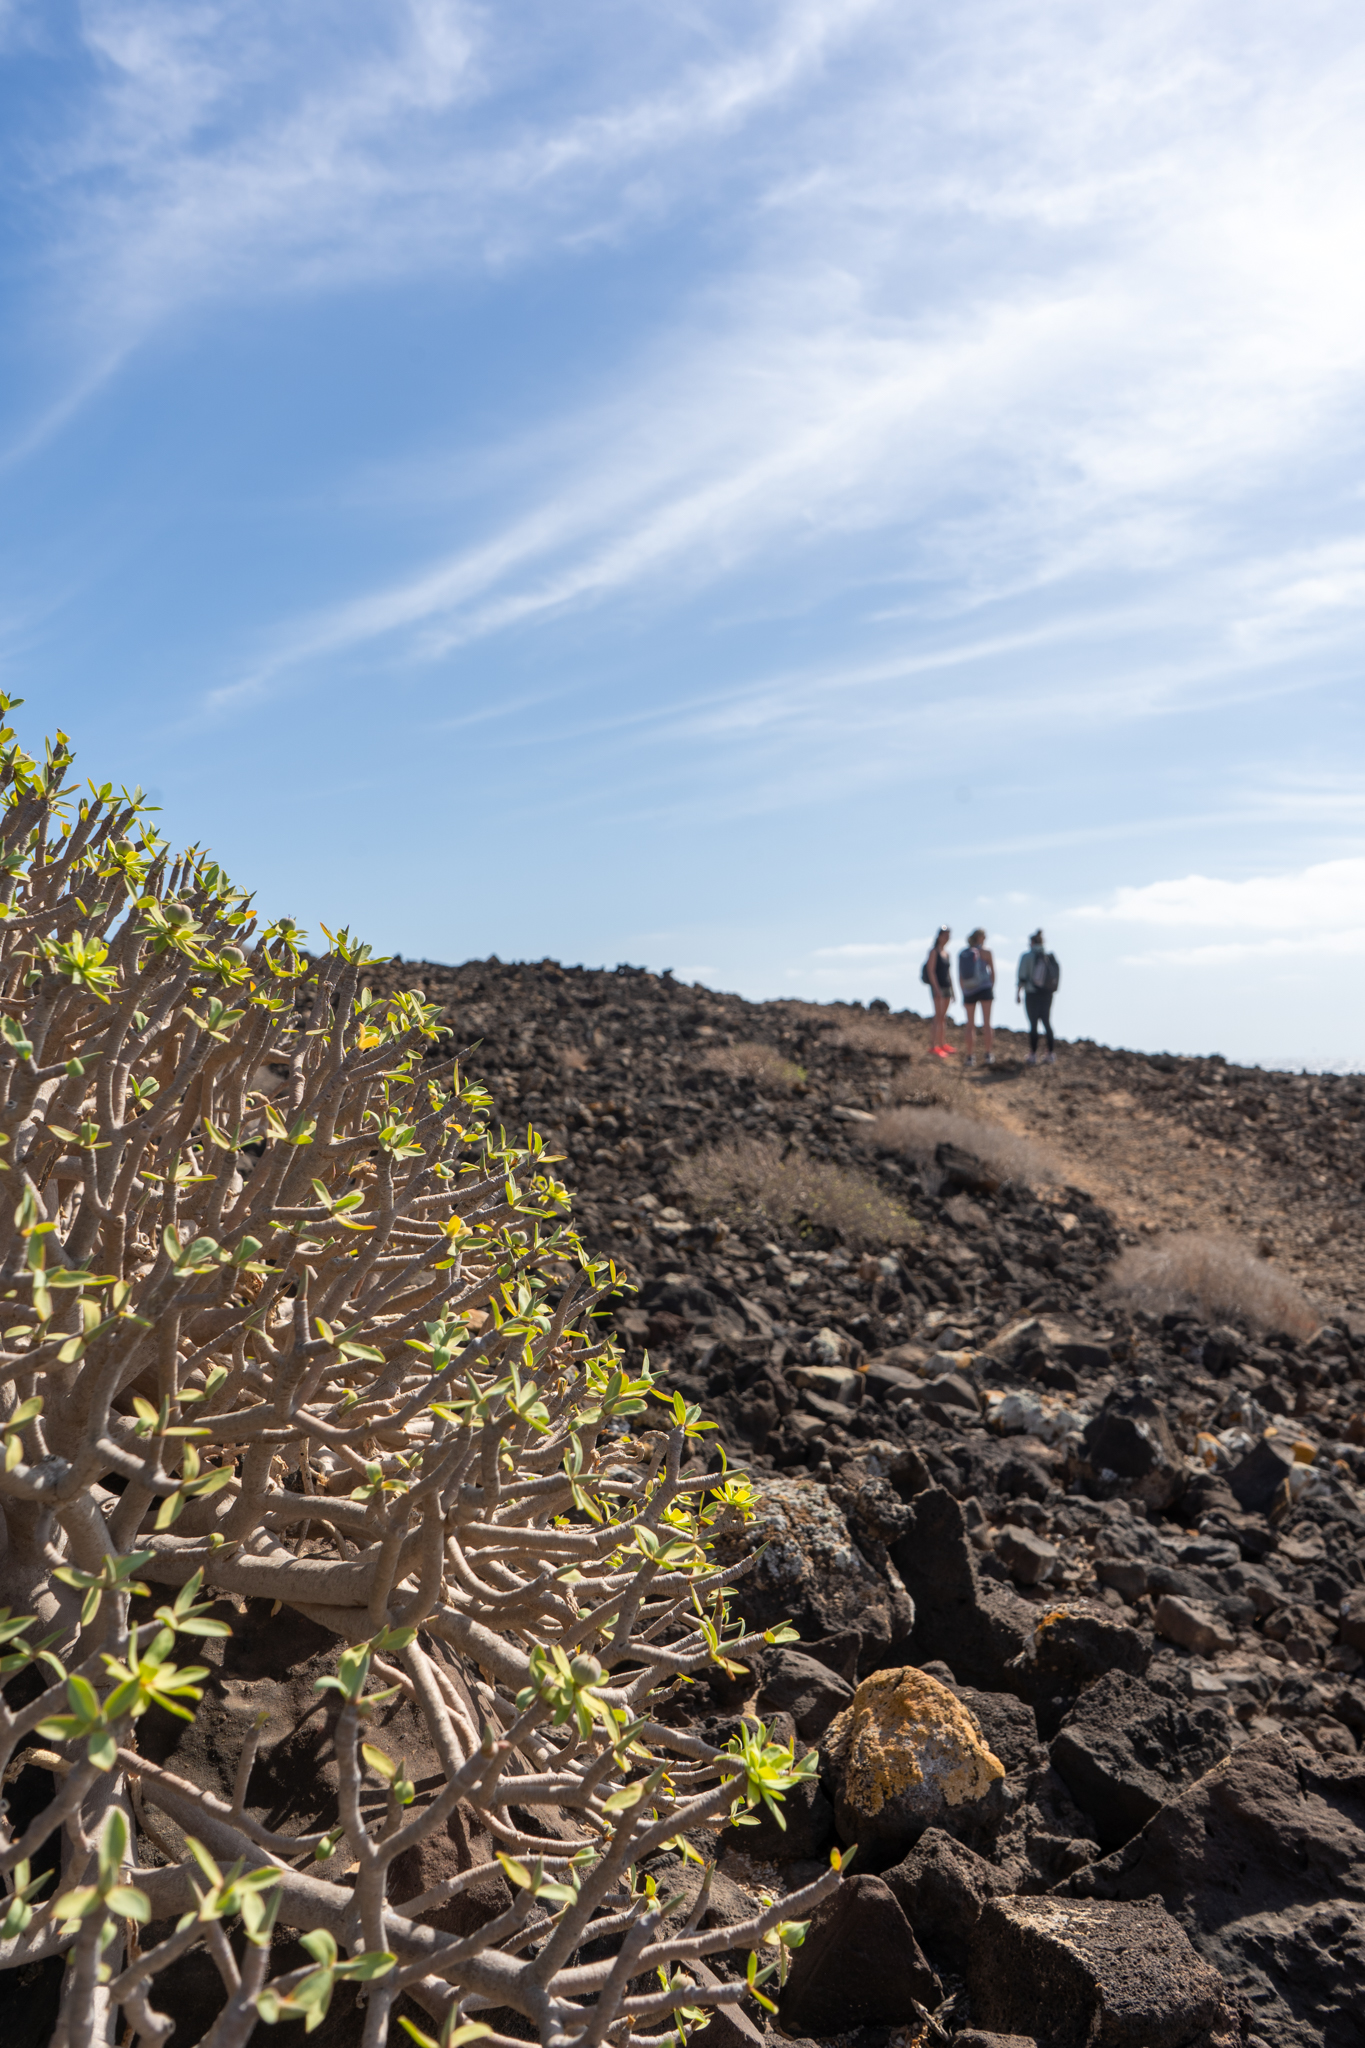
left=3, top=1, right=1365, bottom=1069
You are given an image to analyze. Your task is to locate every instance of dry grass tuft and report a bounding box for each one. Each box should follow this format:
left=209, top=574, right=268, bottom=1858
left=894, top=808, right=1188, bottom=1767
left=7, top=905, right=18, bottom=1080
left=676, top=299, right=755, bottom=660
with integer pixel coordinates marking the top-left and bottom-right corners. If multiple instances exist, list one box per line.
left=699, top=1039, right=806, bottom=1088
left=672, top=1135, right=918, bottom=1247
left=832, top=1016, right=917, bottom=1059
left=1105, top=1232, right=1320, bottom=1339
left=872, top=1105, right=1056, bottom=1186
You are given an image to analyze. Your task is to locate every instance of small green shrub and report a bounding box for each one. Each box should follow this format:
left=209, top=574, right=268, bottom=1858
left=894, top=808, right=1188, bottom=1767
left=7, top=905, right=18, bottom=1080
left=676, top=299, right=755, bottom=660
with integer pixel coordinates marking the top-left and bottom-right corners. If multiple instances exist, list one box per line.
left=0, top=707, right=837, bottom=2045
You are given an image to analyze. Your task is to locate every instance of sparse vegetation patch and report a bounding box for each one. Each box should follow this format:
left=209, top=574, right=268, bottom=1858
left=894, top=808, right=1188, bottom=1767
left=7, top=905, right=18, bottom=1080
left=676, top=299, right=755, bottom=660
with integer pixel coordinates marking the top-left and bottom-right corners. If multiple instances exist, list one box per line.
left=871, top=1106, right=1056, bottom=1188
left=673, top=1135, right=918, bottom=1247
left=1105, top=1230, right=1320, bottom=1339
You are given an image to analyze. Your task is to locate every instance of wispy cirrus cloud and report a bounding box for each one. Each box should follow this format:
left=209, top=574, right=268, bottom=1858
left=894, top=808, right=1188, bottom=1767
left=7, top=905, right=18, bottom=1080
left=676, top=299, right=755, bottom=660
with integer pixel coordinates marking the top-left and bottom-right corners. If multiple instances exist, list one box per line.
left=3, top=0, right=876, bottom=408
left=165, top=0, right=1365, bottom=712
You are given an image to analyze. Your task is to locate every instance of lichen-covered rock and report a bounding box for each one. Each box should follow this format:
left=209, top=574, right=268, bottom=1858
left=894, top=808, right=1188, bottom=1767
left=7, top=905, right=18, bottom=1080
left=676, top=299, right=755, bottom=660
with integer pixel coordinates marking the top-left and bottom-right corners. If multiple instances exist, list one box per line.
left=717, top=1473, right=914, bottom=1673
left=824, top=1665, right=1006, bottom=1860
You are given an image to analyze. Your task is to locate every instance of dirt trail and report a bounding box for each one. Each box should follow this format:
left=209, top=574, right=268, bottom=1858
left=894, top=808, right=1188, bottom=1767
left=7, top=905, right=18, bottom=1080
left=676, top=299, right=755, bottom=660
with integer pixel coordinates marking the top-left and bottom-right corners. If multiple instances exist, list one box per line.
left=792, top=1004, right=1365, bottom=1315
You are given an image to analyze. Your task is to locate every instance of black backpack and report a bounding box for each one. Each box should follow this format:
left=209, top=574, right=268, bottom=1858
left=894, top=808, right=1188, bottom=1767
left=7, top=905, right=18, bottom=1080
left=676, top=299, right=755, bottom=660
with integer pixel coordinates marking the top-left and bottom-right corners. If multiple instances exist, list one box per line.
left=1035, top=951, right=1060, bottom=993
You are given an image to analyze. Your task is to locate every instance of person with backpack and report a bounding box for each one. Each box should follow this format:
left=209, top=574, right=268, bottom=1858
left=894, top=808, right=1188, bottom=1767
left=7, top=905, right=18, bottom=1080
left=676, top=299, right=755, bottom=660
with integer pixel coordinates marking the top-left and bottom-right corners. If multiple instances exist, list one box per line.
left=958, top=927, right=995, bottom=1066
left=921, top=925, right=955, bottom=1057
left=1016, top=928, right=1060, bottom=1064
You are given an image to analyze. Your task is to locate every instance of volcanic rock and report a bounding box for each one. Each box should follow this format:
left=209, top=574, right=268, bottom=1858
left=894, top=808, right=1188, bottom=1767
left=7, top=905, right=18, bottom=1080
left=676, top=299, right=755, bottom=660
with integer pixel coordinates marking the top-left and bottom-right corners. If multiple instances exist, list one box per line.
left=777, top=1873, right=940, bottom=2034
left=966, top=1895, right=1244, bottom=2048
left=823, top=1665, right=1005, bottom=1861
left=757, top=1647, right=855, bottom=1739
left=884, top=1825, right=1016, bottom=1970
left=1065, top=1734, right=1365, bottom=2048
left=710, top=1472, right=913, bottom=1675
left=1048, top=1670, right=1231, bottom=1849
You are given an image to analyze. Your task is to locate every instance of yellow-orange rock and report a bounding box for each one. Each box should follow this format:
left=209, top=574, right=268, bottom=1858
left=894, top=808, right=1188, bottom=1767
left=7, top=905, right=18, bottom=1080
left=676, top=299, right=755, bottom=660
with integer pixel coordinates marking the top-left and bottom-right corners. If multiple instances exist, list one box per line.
left=824, top=1665, right=1005, bottom=1856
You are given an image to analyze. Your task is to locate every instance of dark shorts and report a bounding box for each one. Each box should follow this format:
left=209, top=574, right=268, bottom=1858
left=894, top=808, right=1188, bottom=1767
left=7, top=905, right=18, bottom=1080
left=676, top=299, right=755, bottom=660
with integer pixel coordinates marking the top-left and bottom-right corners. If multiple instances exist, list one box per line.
left=962, top=989, right=994, bottom=1010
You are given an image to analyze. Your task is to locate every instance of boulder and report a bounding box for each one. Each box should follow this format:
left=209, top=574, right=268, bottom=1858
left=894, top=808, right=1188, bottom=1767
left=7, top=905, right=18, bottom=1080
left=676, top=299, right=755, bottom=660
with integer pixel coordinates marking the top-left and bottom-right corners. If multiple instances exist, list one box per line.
left=921, top=1371, right=983, bottom=1425
left=890, top=1487, right=1036, bottom=1691
left=937, top=1142, right=1001, bottom=1195
left=1011, top=1608, right=1153, bottom=1738
left=1082, top=1388, right=1185, bottom=1510
left=1065, top=1734, right=1365, bottom=2048
left=1226, top=1435, right=1297, bottom=1514
left=777, top=1873, right=940, bottom=2034
left=824, top=1666, right=1005, bottom=1861
left=884, top=1825, right=1015, bottom=1969
left=1338, top=1591, right=1365, bottom=1656
left=715, top=1473, right=914, bottom=1674
left=997, top=1525, right=1062, bottom=1587
left=758, top=1647, right=855, bottom=1740
left=967, top=1895, right=1243, bottom=2047
left=941, top=1677, right=1045, bottom=1776
left=985, top=1315, right=1112, bottom=1377
left=1049, top=1671, right=1231, bottom=1850
left=1153, top=1593, right=1236, bottom=1659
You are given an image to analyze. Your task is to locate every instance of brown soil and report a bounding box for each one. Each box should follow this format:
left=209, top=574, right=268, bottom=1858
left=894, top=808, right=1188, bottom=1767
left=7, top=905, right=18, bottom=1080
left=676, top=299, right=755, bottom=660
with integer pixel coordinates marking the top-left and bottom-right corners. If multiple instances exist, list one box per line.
left=828, top=1006, right=1365, bottom=1315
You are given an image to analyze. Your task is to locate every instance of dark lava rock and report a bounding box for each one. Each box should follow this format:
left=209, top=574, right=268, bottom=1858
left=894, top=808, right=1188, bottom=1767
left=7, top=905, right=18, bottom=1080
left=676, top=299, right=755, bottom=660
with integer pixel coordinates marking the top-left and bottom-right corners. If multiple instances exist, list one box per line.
left=716, top=1472, right=914, bottom=1675
left=1065, top=1734, right=1365, bottom=2048
left=1227, top=1435, right=1298, bottom=1514
left=1013, top=1608, right=1153, bottom=1739
left=997, top=1523, right=1062, bottom=1586
left=719, top=1763, right=834, bottom=1861
left=920, top=1667, right=1045, bottom=1775
left=937, top=1141, right=1002, bottom=1196
left=758, top=1646, right=855, bottom=1739
left=777, top=1873, right=941, bottom=2034
left=884, top=1825, right=1015, bottom=1970
left=890, top=1488, right=1035, bottom=1691
left=1081, top=1388, right=1185, bottom=1511
left=1049, top=1671, right=1232, bottom=1849
left=966, top=1894, right=1245, bottom=2047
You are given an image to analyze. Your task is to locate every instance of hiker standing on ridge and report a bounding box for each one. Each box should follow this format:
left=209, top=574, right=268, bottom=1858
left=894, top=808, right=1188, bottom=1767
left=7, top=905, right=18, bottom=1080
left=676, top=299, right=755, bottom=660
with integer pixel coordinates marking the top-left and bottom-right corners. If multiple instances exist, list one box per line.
left=959, top=926, right=995, bottom=1067
left=1016, top=928, right=1060, bottom=1065
left=922, top=926, right=955, bottom=1057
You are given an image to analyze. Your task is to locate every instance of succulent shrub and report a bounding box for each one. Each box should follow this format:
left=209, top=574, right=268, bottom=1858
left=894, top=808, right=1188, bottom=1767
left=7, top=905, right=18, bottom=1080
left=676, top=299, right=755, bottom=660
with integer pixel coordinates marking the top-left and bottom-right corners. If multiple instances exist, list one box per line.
left=0, top=709, right=838, bottom=2047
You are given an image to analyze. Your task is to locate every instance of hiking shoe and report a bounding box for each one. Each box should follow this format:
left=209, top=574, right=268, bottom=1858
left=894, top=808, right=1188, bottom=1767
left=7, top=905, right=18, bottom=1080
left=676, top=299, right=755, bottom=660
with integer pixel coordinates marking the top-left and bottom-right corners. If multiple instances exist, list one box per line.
left=964, top=1054, right=975, bottom=1066
left=1045, top=1052, right=1056, bottom=1064
left=1025, top=1054, right=1037, bottom=1066
left=985, top=1054, right=995, bottom=1065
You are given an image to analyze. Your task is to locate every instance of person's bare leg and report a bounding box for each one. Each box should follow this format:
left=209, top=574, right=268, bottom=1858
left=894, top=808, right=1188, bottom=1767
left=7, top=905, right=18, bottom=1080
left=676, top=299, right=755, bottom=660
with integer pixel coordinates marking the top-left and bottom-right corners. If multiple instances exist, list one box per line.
left=933, top=992, right=949, bottom=1048
left=982, top=1000, right=993, bottom=1060
left=964, top=1002, right=976, bottom=1058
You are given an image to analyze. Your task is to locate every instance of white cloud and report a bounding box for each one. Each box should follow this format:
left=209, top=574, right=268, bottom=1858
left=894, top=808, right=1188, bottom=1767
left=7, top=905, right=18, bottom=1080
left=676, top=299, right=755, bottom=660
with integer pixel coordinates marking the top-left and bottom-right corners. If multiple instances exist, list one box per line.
left=1118, top=930, right=1365, bottom=968
left=1079, top=856, right=1365, bottom=932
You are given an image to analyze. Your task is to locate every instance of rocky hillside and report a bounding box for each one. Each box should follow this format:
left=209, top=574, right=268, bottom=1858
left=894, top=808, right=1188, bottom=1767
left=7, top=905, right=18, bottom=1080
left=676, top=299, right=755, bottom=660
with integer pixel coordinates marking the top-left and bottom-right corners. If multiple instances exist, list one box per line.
left=340, top=955, right=1365, bottom=2048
